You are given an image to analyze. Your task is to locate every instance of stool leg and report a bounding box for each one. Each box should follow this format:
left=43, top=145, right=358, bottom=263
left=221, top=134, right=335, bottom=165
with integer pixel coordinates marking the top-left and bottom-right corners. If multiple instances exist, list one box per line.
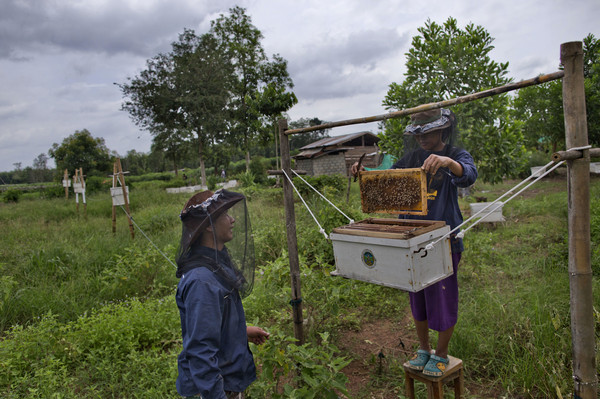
left=455, top=369, right=464, bottom=398
left=404, top=370, right=415, bottom=399
left=432, top=381, right=443, bottom=399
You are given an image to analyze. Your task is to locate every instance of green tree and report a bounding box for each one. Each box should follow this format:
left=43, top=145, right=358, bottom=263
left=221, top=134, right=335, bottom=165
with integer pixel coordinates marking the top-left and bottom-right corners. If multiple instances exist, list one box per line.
left=381, top=17, right=527, bottom=184
left=248, top=81, right=298, bottom=170
left=171, top=30, right=233, bottom=184
left=288, top=117, right=331, bottom=151
left=512, top=33, right=600, bottom=152
left=118, top=29, right=231, bottom=184
left=31, top=153, right=53, bottom=183
left=210, top=6, right=295, bottom=171
left=512, top=80, right=564, bottom=152
left=48, top=129, right=112, bottom=178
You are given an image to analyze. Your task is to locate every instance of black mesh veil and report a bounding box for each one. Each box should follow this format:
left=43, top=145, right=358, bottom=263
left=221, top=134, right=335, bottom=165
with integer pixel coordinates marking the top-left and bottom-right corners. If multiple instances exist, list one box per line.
left=397, top=108, right=461, bottom=191
left=175, top=189, right=255, bottom=298
left=402, top=108, right=458, bottom=154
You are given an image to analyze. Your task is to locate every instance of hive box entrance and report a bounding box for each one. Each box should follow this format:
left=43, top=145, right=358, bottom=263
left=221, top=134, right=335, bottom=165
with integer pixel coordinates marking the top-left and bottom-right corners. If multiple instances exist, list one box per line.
left=359, top=168, right=428, bottom=215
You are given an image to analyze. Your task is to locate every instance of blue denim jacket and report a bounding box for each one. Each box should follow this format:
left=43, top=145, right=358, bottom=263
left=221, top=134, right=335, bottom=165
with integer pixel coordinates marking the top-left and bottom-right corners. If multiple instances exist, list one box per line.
left=392, top=145, right=478, bottom=253
left=176, top=247, right=256, bottom=398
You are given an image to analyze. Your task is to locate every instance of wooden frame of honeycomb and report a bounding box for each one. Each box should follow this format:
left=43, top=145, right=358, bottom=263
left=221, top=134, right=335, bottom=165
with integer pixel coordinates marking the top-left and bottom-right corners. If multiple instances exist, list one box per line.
left=358, top=168, right=428, bottom=215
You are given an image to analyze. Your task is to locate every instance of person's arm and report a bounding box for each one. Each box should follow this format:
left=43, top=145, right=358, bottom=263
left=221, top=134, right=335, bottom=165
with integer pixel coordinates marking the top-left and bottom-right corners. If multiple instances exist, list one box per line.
left=247, top=326, right=270, bottom=345
left=451, top=150, right=478, bottom=187
left=183, top=281, right=228, bottom=399
left=422, top=155, right=464, bottom=177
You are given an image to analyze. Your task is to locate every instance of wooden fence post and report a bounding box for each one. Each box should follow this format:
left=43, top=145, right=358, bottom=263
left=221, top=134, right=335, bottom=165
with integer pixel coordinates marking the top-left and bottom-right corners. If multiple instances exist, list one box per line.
left=561, top=41, right=597, bottom=399
left=279, top=118, right=305, bottom=345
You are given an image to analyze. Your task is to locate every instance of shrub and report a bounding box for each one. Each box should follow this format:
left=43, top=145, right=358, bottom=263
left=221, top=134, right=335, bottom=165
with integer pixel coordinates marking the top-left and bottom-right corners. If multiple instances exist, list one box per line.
left=250, top=157, right=268, bottom=185
left=85, top=175, right=112, bottom=194
left=247, top=331, right=350, bottom=398
left=239, top=171, right=257, bottom=188
left=2, top=189, right=22, bottom=203
left=292, top=174, right=346, bottom=198
left=39, top=184, right=66, bottom=199
left=207, top=175, right=219, bottom=190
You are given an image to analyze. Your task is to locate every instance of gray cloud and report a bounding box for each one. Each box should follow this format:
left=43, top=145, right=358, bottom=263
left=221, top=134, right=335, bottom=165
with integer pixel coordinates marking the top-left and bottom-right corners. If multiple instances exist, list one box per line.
left=0, top=0, right=598, bottom=171
left=0, top=0, right=234, bottom=59
left=288, top=28, right=410, bottom=100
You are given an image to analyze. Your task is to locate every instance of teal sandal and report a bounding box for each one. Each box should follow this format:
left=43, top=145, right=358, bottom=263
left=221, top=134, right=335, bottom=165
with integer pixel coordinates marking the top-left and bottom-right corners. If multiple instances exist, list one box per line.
left=423, top=354, right=449, bottom=376
left=408, top=349, right=431, bottom=370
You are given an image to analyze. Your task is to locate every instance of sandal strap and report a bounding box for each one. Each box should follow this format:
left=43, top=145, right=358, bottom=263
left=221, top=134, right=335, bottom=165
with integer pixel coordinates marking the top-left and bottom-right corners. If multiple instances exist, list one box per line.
left=429, top=354, right=449, bottom=363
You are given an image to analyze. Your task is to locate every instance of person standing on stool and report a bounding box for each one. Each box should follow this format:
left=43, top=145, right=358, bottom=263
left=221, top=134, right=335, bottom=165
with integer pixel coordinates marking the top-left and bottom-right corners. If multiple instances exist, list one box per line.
left=352, top=108, right=477, bottom=376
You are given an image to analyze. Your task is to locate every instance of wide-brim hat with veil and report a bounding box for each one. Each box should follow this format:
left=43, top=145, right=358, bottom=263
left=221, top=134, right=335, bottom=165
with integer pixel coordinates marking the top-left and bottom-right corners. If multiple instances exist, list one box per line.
left=176, top=189, right=255, bottom=298
left=404, top=108, right=454, bottom=139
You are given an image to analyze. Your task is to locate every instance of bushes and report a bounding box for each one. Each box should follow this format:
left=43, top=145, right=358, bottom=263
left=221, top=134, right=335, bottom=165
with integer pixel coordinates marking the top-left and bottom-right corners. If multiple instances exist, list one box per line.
left=292, top=174, right=346, bottom=198
left=2, top=189, right=22, bottom=203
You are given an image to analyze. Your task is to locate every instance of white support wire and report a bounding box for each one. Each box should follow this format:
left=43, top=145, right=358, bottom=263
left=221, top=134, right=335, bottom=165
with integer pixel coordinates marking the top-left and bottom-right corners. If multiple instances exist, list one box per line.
left=424, top=159, right=565, bottom=250
left=291, top=169, right=354, bottom=224
left=118, top=206, right=178, bottom=269
left=281, top=169, right=328, bottom=239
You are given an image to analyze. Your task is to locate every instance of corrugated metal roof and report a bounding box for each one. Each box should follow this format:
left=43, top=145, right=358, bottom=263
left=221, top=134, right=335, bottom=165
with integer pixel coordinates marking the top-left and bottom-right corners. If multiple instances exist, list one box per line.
left=300, top=131, right=379, bottom=150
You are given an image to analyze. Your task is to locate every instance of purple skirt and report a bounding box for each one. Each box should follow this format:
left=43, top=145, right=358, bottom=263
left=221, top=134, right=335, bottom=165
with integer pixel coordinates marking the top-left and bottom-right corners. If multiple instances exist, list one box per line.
left=409, top=252, right=461, bottom=332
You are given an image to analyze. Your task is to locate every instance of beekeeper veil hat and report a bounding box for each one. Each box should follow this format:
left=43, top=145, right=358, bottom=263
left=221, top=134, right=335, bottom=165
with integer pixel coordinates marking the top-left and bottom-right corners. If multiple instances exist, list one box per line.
left=175, top=189, right=255, bottom=298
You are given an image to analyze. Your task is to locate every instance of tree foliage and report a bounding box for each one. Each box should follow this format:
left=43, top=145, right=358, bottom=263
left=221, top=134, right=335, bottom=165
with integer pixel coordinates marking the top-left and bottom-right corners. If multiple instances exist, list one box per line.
left=381, top=17, right=527, bottom=184
left=48, top=129, right=112, bottom=178
left=512, top=33, right=600, bottom=152
left=288, top=117, right=331, bottom=151
left=118, top=8, right=295, bottom=178
left=118, top=29, right=232, bottom=182
left=210, top=6, right=295, bottom=170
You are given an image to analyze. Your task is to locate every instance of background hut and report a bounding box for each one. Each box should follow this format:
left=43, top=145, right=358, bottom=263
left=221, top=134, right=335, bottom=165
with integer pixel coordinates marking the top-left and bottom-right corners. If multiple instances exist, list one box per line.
left=293, top=131, right=381, bottom=176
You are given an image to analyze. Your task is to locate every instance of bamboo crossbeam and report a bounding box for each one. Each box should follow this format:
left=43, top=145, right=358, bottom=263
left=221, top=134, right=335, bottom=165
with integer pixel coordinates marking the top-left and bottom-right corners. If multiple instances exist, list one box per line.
left=284, top=71, right=564, bottom=135
left=552, top=148, right=600, bottom=161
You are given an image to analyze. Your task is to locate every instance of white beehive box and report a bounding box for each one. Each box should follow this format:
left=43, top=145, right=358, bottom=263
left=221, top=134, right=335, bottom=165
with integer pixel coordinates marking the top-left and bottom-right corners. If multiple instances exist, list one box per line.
left=330, top=219, right=453, bottom=292
left=469, top=201, right=505, bottom=222
left=73, top=182, right=85, bottom=193
left=110, top=186, right=129, bottom=206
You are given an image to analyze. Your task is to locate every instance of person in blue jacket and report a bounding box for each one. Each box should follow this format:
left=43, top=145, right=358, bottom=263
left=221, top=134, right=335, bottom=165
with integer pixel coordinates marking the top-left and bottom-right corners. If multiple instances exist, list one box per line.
left=175, top=189, right=269, bottom=399
left=352, top=108, right=477, bottom=377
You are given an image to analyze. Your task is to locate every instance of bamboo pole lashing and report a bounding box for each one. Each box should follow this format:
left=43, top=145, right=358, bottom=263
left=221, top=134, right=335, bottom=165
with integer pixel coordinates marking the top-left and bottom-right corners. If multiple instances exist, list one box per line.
left=552, top=147, right=600, bottom=161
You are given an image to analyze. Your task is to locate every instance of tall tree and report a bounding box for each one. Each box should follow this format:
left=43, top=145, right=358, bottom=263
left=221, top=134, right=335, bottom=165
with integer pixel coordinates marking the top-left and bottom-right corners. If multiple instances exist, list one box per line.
left=32, top=153, right=51, bottom=183
left=210, top=6, right=295, bottom=170
left=48, top=129, right=112, bottom=177
left=118, top=29, right=231, bottom=185
left=381, top=18, right=526, bottom=183
left=248, top=81, right=298, bottom=170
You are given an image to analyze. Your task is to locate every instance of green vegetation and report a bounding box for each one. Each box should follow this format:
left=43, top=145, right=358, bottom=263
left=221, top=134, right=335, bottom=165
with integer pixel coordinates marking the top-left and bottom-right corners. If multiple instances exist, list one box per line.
left=1, top=174, right=599, bottom=397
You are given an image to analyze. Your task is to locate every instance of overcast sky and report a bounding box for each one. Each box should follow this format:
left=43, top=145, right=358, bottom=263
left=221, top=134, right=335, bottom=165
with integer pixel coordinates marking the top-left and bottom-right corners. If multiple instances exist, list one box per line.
left=1, top=0, right=598, bottom=172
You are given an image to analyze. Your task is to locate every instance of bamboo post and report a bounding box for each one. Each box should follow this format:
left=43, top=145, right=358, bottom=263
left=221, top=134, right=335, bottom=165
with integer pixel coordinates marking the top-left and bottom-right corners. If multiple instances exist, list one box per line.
left=116, top=158, right=135, bottom=239
left=279, top=118, right=305, bottom=345
left=80, top=168, right=87, bottom=218
left=73, top=169, right=79, bottom=215
left=112, top=163, right=117, bottom=234
left=561, top=41, right=597, bottom=399
left=63, top=169, right=69, bottom=199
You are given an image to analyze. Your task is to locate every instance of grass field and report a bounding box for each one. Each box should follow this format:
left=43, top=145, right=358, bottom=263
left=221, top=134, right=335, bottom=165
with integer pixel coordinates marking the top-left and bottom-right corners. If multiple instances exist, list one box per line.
left=1, top=174, right=599, bottom=398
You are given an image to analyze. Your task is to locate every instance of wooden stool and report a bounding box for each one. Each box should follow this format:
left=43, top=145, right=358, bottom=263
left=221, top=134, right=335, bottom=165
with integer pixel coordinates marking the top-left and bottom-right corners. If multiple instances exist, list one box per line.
left=403, top=355, right=464, bottom=399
